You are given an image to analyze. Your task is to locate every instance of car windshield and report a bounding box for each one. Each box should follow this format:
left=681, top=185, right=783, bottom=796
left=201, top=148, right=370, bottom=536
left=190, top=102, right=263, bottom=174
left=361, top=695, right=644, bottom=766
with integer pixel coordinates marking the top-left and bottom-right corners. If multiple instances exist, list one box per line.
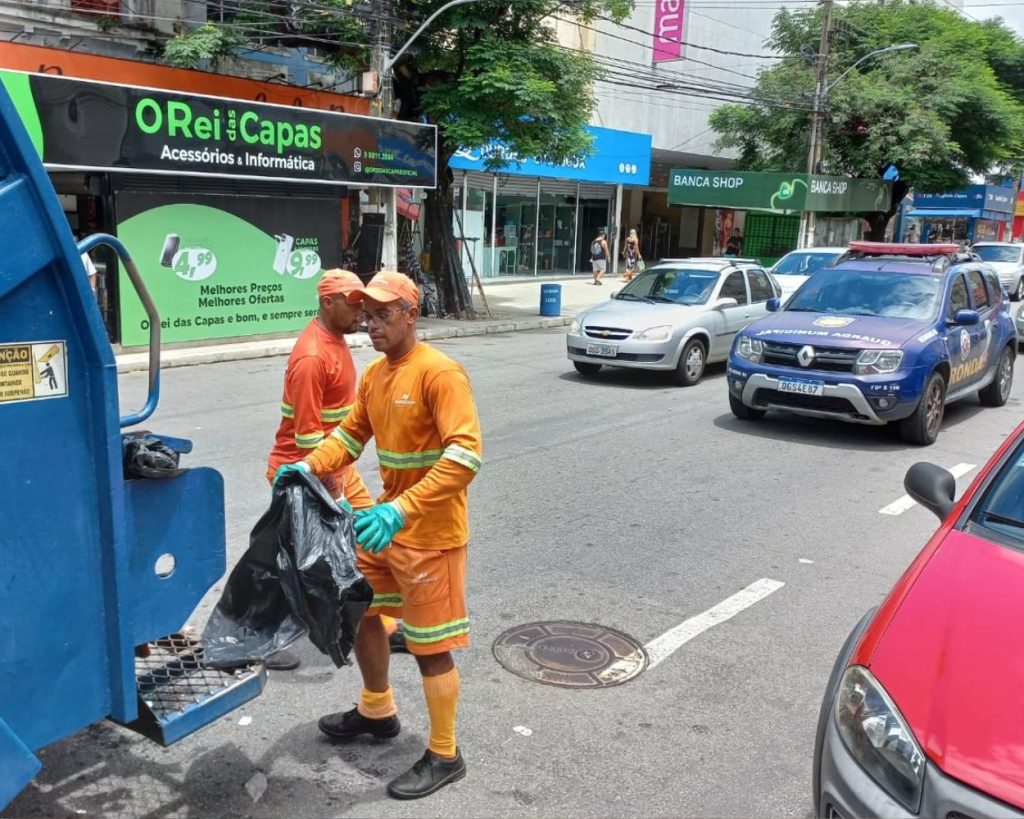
left=772, top=252, right=841, bottom=276
left=785, top=269, right=942, bottom=321
left=618, top=268, right=720, bottom=305
left=968, top=444, right=1024, bottom=550
left=972, top=245, right=1022, bottom=264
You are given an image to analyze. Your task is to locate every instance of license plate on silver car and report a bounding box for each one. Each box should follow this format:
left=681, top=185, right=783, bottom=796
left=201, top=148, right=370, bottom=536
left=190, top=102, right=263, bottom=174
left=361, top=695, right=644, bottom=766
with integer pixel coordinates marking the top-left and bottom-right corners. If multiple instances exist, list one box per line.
left=778, top=377, right=824, bottom=396
left=586, top=343, right=617, bottom=357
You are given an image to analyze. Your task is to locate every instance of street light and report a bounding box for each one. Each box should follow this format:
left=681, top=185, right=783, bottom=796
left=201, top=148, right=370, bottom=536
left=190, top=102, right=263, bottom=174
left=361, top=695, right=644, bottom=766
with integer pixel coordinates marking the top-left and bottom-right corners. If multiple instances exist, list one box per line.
left=800, top=42, right=918, bottom=248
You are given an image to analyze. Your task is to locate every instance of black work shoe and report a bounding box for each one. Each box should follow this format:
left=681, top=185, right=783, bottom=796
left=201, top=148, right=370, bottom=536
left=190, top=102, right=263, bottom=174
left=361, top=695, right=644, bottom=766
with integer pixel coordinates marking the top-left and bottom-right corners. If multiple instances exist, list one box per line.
left=265, top=649, right=300, bottom=671
left=318, top=707, right=401, bottom=741
left=389, top=630, right=410, bottom=654
left=387, top=748, right=466, bottom=800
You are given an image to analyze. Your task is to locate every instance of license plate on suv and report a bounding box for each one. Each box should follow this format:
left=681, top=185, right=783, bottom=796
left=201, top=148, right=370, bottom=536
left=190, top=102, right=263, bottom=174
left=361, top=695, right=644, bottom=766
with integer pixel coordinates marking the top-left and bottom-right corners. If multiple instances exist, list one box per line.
left=778, top=377, right=824, bottom=396
left=586, top=343, right=617, bottom=358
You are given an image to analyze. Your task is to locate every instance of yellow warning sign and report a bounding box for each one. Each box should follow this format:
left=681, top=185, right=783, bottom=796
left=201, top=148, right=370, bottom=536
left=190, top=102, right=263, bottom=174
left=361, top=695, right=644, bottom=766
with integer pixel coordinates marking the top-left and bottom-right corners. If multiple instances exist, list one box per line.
left=0, top=341, right=68, bottom=405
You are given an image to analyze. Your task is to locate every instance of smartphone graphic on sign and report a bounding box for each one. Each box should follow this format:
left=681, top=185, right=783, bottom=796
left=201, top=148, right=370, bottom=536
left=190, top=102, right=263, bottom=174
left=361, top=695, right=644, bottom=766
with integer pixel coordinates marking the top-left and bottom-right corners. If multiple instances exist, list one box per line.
left=273, top=234, right=294, bottom=275
left=160, top=234, right=180, bottom=268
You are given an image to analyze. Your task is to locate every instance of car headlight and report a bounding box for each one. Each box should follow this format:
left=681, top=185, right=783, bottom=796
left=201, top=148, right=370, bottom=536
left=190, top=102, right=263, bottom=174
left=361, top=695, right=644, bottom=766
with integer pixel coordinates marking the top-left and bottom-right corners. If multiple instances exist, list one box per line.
left=854, top=349, right=904, bottom=375
left=835, top=666, right=925, bottom=812
left=736, top=335, right=764, bottom=363
left=570, top=318, right=582, bottom=334
left=634, top=324, right=673, bottom=342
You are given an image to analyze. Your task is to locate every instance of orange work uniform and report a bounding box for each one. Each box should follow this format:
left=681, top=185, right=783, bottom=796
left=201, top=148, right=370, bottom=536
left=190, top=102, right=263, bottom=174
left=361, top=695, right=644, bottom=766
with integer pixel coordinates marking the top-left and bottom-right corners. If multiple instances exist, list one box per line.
left=266, top=318, right=372, bottom=509
left=305, top=342, right=482, bottom=653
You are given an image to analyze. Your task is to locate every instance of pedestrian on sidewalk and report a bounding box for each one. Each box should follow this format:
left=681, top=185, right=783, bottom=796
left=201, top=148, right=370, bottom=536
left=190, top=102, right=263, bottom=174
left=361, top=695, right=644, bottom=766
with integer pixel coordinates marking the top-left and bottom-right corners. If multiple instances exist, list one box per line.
left=264, top=269, right=377, bottom=671
left=621, top=229, right=643, bottom=281
left=590, top=227, right=610, bottom=285
left=275, top=270, right=483, bottom=800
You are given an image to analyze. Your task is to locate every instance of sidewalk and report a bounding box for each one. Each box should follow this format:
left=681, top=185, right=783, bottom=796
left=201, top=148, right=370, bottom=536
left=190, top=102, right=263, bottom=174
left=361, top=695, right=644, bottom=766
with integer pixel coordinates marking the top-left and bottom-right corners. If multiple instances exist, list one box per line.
left=115, top=274, right=617, bottom=373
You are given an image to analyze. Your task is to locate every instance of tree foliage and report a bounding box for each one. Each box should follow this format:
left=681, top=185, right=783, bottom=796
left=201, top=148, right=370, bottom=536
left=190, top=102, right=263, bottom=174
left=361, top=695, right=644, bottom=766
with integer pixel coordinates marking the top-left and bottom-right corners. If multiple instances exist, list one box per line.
left=709, top=1, right=1024, bottom=235
left=165, top=0, right=630, bottom=315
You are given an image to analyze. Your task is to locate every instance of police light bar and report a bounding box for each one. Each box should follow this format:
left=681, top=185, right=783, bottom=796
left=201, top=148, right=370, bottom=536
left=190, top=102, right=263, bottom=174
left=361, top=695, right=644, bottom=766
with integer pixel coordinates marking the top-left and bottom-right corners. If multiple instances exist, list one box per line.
left=847, top=241, right=960, bottom=257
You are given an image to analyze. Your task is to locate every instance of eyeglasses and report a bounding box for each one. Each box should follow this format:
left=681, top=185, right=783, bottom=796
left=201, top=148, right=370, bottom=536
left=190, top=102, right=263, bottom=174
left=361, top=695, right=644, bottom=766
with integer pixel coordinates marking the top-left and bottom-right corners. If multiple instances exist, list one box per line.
left=360, top=306, right=407, bottom=325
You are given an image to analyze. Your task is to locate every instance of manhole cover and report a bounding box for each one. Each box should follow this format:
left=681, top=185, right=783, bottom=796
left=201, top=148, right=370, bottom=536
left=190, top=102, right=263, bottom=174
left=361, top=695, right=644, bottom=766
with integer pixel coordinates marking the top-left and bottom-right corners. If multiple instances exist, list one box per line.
left=492, top=621, right=647, bottom=688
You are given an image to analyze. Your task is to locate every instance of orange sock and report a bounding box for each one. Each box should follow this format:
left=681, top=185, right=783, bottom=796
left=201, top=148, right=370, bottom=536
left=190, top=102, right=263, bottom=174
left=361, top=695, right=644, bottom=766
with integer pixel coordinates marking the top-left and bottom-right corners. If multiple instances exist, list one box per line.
left=358, top=686, right=397, bottom=719
left=422, top=668, right=460, bottom=759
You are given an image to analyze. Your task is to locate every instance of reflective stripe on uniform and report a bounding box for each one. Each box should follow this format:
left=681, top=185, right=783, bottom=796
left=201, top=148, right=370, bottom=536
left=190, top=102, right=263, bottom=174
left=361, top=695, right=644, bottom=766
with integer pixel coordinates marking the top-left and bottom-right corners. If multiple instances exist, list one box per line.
left=401, top=616, right=470, bottom=643
left=281, top=402, right=295, bottom=418
left=377, top=448, right=443, bottom=470
left=442, top=444, right=481, bottom=473
left=371, top=593, right=403, bottom=609
left=330, top=426, right=365, bottom=458
left=321, top=404, right=352, bottom=423
left=295, top=431, right=324, bottom=449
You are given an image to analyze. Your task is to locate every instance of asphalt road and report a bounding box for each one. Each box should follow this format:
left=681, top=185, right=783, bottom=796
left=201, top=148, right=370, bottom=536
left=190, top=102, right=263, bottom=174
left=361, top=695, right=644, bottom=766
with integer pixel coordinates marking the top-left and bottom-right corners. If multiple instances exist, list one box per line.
left=8, top=328, right=1024, bottom=818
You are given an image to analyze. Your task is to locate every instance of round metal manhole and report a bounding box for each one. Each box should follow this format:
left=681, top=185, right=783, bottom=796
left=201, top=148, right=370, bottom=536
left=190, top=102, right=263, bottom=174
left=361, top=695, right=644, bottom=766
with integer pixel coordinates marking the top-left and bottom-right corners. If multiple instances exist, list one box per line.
left=492, top=621, right=647, bottom=688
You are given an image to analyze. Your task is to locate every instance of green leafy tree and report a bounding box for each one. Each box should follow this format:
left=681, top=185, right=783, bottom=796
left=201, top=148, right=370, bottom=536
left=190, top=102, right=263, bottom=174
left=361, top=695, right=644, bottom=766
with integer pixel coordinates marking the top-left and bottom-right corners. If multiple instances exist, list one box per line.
left=709, top=1, right=1024, bottom=239
left=165, top=0, right=629, bottom=315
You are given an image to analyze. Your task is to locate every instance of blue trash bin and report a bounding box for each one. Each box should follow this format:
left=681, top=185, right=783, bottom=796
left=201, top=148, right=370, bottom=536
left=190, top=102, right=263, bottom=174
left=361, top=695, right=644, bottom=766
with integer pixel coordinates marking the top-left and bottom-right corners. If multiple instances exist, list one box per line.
left=539, top=283, right=562, bottom=317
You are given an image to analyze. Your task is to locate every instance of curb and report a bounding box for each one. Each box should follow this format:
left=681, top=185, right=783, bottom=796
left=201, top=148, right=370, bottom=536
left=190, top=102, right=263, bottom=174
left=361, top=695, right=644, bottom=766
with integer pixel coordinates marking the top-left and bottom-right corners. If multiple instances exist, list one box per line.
left=115, top=315, right=572, bottom=374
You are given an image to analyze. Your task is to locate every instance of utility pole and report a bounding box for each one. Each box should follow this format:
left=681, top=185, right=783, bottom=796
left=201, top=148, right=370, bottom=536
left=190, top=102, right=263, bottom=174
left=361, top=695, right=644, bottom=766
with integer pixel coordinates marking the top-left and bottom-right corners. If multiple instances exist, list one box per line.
left=370, top=0, right=398, bottom=270
left=799, top=0, right=832, bottom=249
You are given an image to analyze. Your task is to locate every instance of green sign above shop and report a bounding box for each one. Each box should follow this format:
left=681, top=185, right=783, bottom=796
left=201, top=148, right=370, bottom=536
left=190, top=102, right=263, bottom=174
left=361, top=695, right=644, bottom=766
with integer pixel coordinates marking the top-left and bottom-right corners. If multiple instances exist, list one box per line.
left=668, top=169, right=891, bottom=213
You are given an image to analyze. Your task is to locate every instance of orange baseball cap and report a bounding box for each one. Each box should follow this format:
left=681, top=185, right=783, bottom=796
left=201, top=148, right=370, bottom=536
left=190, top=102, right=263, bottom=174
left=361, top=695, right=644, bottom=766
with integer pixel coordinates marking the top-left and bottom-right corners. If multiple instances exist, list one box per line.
left=347, top=270, right=420, bottom=306
left=317, top=269, right=364, bottom=298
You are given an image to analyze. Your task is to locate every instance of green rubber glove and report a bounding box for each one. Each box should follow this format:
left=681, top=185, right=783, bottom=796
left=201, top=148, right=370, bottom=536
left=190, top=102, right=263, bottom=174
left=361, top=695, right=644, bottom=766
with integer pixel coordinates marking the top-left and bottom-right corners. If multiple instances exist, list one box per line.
left=273, top=461, right=310, bottom=485
left=353, top=502, right=405, bottom=553
left=338, top=497, right=353, bottom=514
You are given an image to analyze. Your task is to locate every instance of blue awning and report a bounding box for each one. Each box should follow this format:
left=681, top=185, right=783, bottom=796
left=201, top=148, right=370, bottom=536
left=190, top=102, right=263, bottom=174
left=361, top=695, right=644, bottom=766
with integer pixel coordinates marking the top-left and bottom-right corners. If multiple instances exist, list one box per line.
left=906, top=208, right=983, bottom=218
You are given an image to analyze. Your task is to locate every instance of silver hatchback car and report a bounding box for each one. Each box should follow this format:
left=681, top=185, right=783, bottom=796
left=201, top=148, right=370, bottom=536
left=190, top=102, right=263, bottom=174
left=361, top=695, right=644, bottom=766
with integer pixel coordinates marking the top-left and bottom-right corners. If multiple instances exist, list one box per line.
left=566, top=258, right=782, bottom=385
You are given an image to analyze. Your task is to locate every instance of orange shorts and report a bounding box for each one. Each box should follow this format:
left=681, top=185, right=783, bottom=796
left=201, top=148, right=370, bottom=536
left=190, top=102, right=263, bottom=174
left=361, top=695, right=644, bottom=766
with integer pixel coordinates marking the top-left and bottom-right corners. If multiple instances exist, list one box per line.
left=357, top=543, right=469, bottom=656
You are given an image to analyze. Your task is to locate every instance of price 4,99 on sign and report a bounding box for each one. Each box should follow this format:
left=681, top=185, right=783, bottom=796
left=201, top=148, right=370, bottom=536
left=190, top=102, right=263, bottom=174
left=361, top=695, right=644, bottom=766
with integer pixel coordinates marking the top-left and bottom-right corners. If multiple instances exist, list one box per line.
left=172, top=248, right=218, bottom=282
left=287, top=249, right=322, bottom=280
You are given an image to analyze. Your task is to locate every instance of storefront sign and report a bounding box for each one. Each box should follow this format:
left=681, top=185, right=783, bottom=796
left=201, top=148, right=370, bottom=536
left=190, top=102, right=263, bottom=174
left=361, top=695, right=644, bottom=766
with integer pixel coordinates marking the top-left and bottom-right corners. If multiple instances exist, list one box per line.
left=668, top=169, right=891, bottom=213
left=116, top=192, right=341, bottom=346
left=0, top=69, right=436, bottom=187
left=653, top=0, right=686, bottom=63
left=449, top=125, right=651, bottom=186
left=913, top=185, right=1015, bottom=214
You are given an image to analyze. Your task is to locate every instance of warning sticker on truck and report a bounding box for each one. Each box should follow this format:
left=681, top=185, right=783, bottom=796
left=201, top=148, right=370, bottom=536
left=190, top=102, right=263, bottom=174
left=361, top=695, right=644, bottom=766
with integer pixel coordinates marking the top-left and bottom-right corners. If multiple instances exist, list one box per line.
left=0, top=341, right=68, bottom=405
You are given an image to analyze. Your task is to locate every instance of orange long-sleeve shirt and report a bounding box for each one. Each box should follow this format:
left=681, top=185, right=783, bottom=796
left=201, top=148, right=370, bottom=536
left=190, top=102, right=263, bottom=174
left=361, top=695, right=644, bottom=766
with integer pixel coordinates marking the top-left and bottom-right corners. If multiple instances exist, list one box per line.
left=305, top=342, right=482, bottom=549
left=266, top=319, right=372, bottom=509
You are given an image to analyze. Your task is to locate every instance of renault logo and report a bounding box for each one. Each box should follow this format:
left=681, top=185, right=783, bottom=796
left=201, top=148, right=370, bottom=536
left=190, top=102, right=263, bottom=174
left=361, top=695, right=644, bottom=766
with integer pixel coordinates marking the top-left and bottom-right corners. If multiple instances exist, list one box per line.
left=797, top=345, right=815, bottom=367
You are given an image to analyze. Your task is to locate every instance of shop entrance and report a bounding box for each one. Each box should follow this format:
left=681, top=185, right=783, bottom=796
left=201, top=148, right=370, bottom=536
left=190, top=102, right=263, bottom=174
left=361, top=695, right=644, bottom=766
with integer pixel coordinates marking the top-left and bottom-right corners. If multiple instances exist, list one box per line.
left=576, top=199, right=612, bottom=273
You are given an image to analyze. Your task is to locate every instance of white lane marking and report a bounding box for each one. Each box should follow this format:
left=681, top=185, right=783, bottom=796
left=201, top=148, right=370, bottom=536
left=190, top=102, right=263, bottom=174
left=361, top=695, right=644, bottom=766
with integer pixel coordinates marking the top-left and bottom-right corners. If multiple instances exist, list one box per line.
left=878, top=462, right=976, bottom=516
left=643, top=578, right=785, bottom=669
left=798, top=558, right=815, bottom=564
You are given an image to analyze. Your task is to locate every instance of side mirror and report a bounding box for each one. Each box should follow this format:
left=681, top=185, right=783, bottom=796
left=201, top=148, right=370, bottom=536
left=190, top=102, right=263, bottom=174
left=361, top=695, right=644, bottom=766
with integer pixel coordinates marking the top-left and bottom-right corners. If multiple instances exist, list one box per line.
left=713, top=297, right=739, bottom=310
left=904, top=462, right=956, bottom=521
left=766, top=297, right=781, bottom=312
left=952, top=309, right=980, bottom=326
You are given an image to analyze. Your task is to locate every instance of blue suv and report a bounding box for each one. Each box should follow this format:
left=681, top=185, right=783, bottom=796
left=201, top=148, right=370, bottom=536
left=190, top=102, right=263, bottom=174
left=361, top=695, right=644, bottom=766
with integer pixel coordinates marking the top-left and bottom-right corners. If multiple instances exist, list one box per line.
left=728, top=242, right=1017, bottom=445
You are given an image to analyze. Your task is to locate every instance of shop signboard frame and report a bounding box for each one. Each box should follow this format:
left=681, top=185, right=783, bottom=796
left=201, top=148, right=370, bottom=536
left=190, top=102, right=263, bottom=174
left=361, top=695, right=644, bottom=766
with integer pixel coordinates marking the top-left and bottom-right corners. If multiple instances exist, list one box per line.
left=0, top=69, right=437, bottom=188
left=667, top=168, right=892, bottom=213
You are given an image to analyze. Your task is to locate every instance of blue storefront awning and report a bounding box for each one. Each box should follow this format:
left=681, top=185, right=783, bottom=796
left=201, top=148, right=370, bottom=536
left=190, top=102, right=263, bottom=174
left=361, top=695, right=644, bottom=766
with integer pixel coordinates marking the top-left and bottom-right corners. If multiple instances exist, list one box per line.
left=906, top=208, right=982, bottom=218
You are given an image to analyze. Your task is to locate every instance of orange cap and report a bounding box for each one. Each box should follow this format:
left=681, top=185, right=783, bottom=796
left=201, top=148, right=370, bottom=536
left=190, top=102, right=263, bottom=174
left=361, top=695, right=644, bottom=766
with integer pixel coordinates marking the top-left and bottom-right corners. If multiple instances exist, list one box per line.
left=347, top=270, right=419, bottom=306
left=317, top=269, right=364, bottom=298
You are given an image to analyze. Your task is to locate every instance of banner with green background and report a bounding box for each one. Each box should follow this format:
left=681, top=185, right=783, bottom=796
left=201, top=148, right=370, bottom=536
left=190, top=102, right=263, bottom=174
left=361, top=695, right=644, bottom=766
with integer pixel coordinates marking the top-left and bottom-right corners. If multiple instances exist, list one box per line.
left=117, top=192, right=339, bottom=346
left=668, top=169, right=891, bottom=213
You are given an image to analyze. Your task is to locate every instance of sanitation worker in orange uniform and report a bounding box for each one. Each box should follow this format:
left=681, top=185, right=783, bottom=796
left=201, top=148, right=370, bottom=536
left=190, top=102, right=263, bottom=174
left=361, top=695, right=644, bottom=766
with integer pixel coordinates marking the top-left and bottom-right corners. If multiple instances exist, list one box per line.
left=274, top=271, right=482, bottom=800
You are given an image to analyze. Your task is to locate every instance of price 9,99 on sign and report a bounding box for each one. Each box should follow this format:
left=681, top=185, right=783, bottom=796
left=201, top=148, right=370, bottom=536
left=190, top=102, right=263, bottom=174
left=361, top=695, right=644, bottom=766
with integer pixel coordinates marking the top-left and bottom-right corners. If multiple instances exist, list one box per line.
left=288, top=250, right=322, bottom=280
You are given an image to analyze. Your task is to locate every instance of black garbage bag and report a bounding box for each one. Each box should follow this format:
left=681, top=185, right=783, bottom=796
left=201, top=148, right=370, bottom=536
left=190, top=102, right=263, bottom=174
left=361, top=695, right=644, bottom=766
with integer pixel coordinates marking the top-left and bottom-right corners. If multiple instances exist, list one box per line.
left=122, top=431, right=186, bottom=479
left=202, top=471, right=373, bottom=668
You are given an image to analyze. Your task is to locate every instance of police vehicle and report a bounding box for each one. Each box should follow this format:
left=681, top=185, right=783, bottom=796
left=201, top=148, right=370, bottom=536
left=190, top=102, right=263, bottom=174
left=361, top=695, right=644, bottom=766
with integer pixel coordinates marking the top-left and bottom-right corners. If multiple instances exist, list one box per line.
left=727, top=242, right=1017, bottom=445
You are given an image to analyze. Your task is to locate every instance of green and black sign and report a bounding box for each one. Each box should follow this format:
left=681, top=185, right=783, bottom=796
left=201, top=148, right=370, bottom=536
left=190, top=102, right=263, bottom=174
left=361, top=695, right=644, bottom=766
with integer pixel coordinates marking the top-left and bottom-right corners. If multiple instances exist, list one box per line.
left=0, top=69, right=436, bottom=187
left=668, top=169, right=891, bottom=213
left=116, top=191, right=341, bottom=346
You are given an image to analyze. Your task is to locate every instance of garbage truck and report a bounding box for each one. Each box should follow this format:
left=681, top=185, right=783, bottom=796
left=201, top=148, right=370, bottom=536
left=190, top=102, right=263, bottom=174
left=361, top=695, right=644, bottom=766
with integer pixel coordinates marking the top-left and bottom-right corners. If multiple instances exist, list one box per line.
left=0, top=78, right=264, bottom=810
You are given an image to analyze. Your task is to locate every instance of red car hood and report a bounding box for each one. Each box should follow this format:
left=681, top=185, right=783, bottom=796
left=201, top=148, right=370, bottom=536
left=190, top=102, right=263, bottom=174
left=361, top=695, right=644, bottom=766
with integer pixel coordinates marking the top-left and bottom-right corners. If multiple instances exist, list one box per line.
left=867, top=529, right=1024, bottom=809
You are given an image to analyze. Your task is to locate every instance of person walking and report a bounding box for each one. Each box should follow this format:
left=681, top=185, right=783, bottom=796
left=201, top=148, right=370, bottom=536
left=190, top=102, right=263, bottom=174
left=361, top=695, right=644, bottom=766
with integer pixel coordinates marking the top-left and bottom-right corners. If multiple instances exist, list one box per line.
left=590, top=227, right=610, bottom=285
left=724, top=228, right=744, bottom=257
left=275, top=270, right=483, bottom=800
left=264, top=269, right=376, bottom=670
left=621, top=229, right=643, bottom=281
